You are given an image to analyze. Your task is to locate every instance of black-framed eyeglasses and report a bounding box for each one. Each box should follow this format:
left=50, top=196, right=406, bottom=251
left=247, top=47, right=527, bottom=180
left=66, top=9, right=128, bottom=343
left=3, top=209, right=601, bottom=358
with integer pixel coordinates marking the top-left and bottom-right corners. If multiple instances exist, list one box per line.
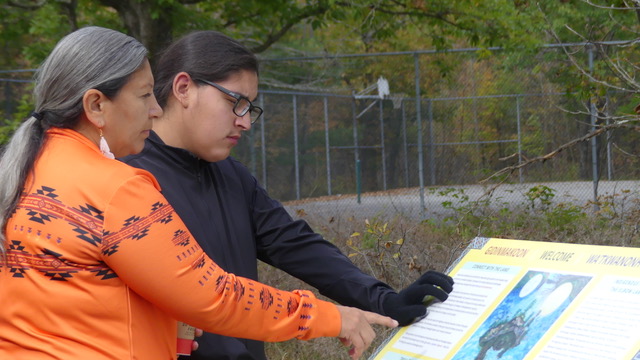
left=194, top=78, right=263, bottom=123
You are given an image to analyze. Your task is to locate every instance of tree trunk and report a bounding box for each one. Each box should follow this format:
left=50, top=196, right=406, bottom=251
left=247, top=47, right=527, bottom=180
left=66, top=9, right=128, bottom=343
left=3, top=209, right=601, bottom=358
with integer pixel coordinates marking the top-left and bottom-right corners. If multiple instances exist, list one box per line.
left=98, top=0, right=175, bottom=59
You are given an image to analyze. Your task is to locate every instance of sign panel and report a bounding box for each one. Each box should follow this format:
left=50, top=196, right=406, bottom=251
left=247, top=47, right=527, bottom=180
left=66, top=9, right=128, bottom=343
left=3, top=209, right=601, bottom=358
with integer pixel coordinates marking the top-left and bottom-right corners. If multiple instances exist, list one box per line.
left=371, top=238, right=640, bottom=360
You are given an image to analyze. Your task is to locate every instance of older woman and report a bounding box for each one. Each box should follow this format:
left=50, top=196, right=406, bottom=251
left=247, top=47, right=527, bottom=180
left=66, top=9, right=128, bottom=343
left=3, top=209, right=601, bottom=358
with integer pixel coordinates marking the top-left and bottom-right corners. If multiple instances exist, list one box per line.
left=0, top=26, right=396, bottom=360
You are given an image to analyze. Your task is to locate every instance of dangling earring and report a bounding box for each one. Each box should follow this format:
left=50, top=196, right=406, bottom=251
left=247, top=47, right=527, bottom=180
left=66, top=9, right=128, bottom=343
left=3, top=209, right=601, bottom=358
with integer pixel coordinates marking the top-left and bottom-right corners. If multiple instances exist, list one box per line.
left=99, top=128, right=115, bottom=159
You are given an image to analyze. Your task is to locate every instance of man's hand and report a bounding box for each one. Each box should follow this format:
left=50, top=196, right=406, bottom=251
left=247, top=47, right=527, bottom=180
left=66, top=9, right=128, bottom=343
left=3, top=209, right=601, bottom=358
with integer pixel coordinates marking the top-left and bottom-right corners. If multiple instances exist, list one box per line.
left=336, top=305, right=398, bottom=360
left=382, top=270, right=454, bottom=326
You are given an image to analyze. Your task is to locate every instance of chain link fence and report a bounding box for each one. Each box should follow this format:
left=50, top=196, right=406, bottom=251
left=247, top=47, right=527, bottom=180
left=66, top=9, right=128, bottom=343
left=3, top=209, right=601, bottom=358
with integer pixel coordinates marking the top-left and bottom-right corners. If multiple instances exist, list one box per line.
left=3, top=42, right=640, bottom=220
left=233, top=42, right=640, bottom=220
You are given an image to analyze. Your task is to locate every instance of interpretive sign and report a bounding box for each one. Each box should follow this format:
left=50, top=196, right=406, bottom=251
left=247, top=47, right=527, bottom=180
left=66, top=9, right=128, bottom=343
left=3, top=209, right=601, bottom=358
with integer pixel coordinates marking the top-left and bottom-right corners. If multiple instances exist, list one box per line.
left=371, top=237, right=640, bottom=360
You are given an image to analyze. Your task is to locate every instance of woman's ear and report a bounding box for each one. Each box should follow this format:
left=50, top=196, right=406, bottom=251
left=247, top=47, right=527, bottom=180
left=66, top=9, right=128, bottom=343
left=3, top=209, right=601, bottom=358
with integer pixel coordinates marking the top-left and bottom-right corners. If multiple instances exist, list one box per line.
left=82, top=89, right=108, bottom=128
left=172, top=72, right=193, bottom=108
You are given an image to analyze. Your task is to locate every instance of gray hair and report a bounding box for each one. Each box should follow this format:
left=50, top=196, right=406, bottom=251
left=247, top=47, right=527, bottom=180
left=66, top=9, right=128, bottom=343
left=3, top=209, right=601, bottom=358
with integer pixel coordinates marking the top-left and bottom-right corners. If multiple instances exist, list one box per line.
left=0, top=26, right=147, bottom=257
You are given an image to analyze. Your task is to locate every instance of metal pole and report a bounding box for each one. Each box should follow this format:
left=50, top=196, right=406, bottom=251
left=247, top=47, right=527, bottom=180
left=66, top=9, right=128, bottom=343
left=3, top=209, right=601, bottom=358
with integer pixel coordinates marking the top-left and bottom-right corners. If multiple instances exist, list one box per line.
left=414, top=53, right=425, bottom=217
left=379, top=99, right=387, bottom=190
left=356, top=159, right=361, bottom=204
left=249, top=115, right=256, bottom=176
left=605, top=93, right=613, bottom=180
left=428, top=98, right=435, bottom=185
left=352, top=97, right=360, bottom=202
left=259, top=94, right=267, bottom=190
left=517, top=96, right=523, bottom=183
left=324, top=96, right=332, bottom=196
left=472, top=58, right=480, bottom=159
left=293, top=95, right=301, bottom=200
left=588, top=46, right=599, bottom=210
left=401, top=100, right=409, bottom=188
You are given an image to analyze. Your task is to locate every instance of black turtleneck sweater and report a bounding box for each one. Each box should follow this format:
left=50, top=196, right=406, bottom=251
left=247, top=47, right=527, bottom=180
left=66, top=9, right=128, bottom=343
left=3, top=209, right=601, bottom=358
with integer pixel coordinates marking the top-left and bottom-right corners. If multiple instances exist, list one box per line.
left=121, top=131, right=394, bottom=360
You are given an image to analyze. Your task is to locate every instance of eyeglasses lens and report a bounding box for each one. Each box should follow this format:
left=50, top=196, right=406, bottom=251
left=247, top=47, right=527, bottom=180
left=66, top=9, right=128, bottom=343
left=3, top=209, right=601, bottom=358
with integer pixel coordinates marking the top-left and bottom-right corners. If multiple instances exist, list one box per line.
left=234, top=99, right=262, bottom=123
left=234, top=98, right=251, bottom=117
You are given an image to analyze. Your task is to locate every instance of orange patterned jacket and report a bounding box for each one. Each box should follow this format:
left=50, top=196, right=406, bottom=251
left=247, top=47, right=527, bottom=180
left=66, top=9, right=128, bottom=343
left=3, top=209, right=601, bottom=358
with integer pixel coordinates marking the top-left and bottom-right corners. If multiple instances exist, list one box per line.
left=0, top=128, right=340, bottom=360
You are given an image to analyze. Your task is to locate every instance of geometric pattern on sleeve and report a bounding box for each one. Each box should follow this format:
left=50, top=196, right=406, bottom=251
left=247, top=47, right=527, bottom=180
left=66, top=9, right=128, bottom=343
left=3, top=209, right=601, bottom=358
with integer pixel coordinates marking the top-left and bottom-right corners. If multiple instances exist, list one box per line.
left=102, top=201, right=181, bottom=256
left=1, top=240, right=116, bottom=281
left=20, top=187, right=103, bottom=247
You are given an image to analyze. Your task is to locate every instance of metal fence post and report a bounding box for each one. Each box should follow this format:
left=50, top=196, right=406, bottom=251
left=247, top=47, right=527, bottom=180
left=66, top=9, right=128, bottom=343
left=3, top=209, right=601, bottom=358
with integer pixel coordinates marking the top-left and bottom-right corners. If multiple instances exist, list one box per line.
left=414, top=53, right=426, bottom=218
left=293, top=95, right=300, bottom=200
left=324, top=96, right=332, bottom=196
left=588, top=45, right=599, bottom=211
left=259, top=94, right=267, bottom=190
left=352, top=96, right=360, bottom=202
left=401, top=100, right=409, bottom=188
left=379, top=99, right=387, bottom=190
left=605, top=92, right=613, bottom=180
left=428, top=98, right=435, bottom=186
left=249, top=116, right=256, bottom=176
left=356, top=159, right=361, bottom=204
left=517, top=96, right=523, bottom=183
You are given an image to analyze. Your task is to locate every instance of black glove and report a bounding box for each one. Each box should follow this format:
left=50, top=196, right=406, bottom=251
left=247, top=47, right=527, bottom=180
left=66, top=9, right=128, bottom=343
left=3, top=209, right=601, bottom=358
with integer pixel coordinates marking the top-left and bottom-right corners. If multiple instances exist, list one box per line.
left=382, top=270, right=454, bottom=326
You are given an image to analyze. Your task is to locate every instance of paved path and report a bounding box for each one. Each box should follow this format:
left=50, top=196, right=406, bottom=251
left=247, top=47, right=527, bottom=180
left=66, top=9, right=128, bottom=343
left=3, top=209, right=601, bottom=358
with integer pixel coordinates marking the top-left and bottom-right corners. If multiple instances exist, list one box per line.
left=284, top=180, right=640, bottom=221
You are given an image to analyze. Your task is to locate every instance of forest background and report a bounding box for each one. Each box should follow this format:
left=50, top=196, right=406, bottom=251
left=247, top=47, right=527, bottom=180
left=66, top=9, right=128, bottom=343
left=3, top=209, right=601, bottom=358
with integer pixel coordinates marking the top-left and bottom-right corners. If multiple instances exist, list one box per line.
left=2, top=1, right=640, bottom=359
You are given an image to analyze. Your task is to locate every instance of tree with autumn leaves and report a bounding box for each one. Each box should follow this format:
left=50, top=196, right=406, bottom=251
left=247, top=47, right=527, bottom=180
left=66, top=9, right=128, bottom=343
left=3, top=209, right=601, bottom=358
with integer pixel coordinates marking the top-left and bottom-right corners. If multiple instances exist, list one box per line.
left=2, top=0, right=640, bottom=185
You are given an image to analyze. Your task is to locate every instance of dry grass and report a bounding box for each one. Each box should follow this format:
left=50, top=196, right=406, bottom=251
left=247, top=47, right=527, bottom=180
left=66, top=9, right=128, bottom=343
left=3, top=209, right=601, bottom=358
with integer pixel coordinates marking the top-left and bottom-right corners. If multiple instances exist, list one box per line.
left=259, top=189, right=640, bottom=359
